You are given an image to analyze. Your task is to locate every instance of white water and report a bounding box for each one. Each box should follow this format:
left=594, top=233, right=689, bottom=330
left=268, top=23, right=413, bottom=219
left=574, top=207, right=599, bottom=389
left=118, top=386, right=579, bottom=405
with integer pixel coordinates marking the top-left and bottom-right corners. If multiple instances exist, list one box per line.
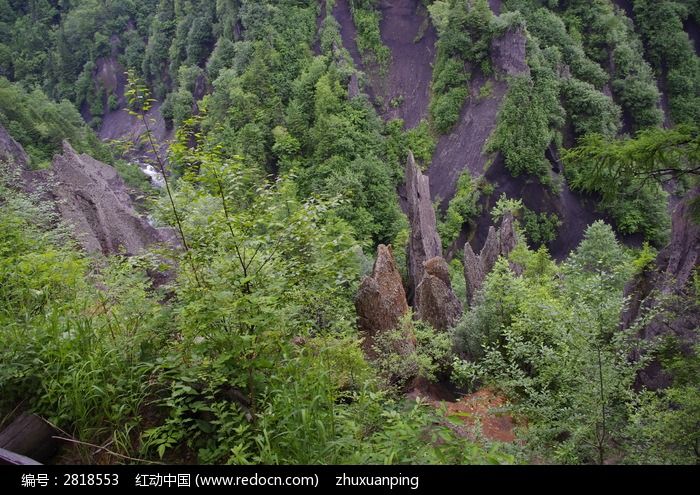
left=139, top=162, right=166, bottom=189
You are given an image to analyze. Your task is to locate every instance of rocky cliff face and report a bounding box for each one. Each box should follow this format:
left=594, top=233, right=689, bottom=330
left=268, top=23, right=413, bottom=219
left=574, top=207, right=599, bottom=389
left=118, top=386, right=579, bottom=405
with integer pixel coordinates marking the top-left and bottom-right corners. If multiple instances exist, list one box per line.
left=48, top=141, right=175, bottom=255
left=404, top=151, right=463, bottom=329
left=0, top=125, right=29, bottom=171
left=405, top=151, right=442, bottom=303
left=355, top=244, right=412, bottom=355
left=416, top=256, right=463, bottom=330
left=1, top=127, right=174, bottom=256
left=464, top=212, right=519, bottom=305
left=622, top=191, right=700, bottom=389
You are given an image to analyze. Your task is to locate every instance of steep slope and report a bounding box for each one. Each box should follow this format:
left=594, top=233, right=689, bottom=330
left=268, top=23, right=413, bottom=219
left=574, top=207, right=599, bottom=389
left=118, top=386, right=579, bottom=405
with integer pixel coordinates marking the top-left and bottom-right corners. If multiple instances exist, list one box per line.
left=1, top=126, right=175, bottom=256
left=331, top=0, right=652, bottom=260
left=333, top=0, right=365, bottom=72
left=95, top=57, right=173, bottom=163
left=47, top=142, right=174, bottom=255
left=427, top=26, right=528, bottom=208
left=623, top=189, right=700, bottom=389
left=377, top=0, right=437, bottom=128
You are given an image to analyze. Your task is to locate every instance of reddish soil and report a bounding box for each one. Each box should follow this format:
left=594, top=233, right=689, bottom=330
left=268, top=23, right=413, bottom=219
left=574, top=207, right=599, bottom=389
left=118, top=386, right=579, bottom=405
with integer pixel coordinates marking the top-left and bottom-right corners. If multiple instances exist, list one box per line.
left=377, top=0, right=437, bottom=128
left=412, top=386, right=517, bottom=443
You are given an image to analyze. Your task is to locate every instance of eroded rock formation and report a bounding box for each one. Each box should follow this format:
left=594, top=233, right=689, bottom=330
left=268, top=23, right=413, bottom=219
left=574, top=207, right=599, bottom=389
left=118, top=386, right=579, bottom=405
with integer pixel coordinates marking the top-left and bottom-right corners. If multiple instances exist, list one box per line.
left=0, top=125, right=29, bottom=171
left=490, top=26, right=529, bottom=77
left=355, top=244, right=412, bottom=355
left=49, top=141, right=175, bottom=255
left=403, top=151, right=463, bottom=330
left=405, top=151, right=442, bottom=302
left=416, top=256, right=463, bottom=331
left=622, top=191, right=700, bottom=389
left=1, top=127, right=175, bottom=256
left=464, top=212, right=519, bottom=304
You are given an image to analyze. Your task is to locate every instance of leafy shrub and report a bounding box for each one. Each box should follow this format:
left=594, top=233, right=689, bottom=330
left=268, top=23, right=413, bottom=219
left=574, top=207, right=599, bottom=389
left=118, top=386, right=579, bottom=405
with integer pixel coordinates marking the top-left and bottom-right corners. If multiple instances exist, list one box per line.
left=373, top=315, right=454, bottom=389
left=0, top=78, right=111, bottom=167
left=522, top=209, right=561, bottom=247
left=438, top=170, right=481, bottom=249
left=561, top=79, right=621, bottom=138
left=487, top=48, right=564, bottom=183
left=429, top=0, right=495, bottom=134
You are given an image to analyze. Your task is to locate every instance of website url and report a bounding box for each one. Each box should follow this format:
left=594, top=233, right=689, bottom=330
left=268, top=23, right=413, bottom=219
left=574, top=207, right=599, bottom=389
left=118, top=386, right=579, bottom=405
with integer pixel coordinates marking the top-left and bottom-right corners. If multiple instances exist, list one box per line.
left=195, top=474, right=318, bottom=488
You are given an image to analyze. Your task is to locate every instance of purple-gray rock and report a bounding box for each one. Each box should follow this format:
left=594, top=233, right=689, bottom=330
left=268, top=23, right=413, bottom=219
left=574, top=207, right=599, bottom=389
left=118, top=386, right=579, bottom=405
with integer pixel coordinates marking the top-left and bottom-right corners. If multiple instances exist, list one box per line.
left=49, top=141, right=175, bottom=255
left=622, top=190, right=700, bottom=389
left=464, top=212, right=519, bottom=304
left=416, top=256, right=463, bottom=331
left=405, top=151, right=442, bottom=303
left=355, top=244, right=412, bottom=355
left=0, top=124, right=30, bottom=171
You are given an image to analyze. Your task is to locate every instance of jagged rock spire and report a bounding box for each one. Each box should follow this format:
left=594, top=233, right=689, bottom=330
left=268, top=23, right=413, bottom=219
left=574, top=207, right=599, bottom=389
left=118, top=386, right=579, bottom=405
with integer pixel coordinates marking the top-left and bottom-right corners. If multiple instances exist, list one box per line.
left=464, top=212, right=519, bottom=305
left=355, top=244, right=412, bottom=356
left=416, top=256, right=463, bottom=331
left=405, top=150, right=442, bottom=304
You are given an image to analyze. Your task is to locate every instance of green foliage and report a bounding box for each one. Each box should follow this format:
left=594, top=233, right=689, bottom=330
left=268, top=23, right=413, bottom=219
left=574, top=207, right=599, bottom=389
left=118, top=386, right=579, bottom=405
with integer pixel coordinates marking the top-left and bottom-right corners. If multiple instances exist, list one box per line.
left=2, top=0, right=696, bottom=467
left=522, top=209, right=561, bottom=248
left=505, top=0, right=661, bottom=131
left=478, top=80, right=494, bottom=99
left=624, top=337, right=700, bottom=464
left=563, top=221, right=634, bottom=289
left=429, top=0, right=495, bottom=134
left=0, top=0, right=158, bottom=103
left=632, top=242, right=657, bottom=274
left=114, top=160, right=153, bottom=191
left=0, top=174, right=167, bottom=460
left=350, top=0, right=391, bottom=75
left=452, top=227, right=656, bottom=464
left=206, top=37, right=237, bottom=81
left=438, top=171, right=481, bottom=249
left=561, top=78, right=621, bottom=138
left=564, top=127, right=700, bottom=244
left=490, top=193, right=524, bottom=222
left=487, top=48, right=564, bottom=183
left=0, top=77, right=111, bottom=167
left=406, top=121, right=436, bottom=166
left=523, top=7, right=608, bottom=88
left=0, top=138, right=508, bottom=465
left=372, top=315, right=454, bottom=389
left=634, top=0, right=700, bottom=125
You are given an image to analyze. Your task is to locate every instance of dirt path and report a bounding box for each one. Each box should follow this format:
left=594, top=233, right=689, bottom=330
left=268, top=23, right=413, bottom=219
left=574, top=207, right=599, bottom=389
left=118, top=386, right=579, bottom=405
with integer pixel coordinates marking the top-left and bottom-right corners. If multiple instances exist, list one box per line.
left=377, top=0, right=437, bottom=128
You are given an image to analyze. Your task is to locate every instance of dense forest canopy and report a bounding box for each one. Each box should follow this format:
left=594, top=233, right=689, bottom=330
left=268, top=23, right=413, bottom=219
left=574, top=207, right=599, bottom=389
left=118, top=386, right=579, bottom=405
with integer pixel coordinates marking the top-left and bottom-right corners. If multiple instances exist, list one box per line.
left=0, top=0, right=698, bottom=466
